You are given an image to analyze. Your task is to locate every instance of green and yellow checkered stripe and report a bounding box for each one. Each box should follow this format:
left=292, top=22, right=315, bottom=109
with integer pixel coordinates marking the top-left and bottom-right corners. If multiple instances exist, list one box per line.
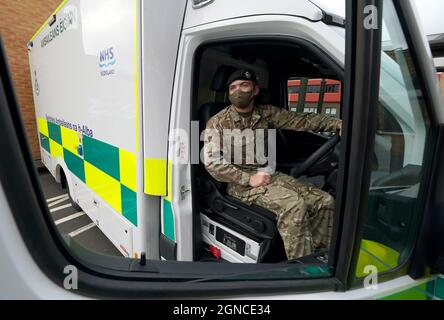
left=379, top=276, right=444, bottom=300
left=355, top=240, right=401, bottom=278
left=38, top=117, right=138, bottom=226
left=144, top=158, right=175, bottom=242
left=163, top=160, right=175, bottom=242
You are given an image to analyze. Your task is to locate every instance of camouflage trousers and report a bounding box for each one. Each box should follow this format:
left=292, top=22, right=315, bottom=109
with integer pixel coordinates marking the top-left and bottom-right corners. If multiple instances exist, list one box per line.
left=227, top=172, right=335, bottom=260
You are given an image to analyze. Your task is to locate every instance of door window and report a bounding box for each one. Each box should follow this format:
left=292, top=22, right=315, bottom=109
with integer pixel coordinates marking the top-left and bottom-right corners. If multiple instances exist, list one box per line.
left=355, top=0, right=431, bottom=278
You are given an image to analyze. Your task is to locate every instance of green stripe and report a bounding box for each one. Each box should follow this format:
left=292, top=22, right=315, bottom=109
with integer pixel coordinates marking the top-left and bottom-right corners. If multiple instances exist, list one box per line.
left=83, top=135, right=120, bottom=181
left=381, top=287, right=430, bottom=300
left=40, top=133, right=50, bottom=153
left=48, top=122, right=62, bottom=145
left=303, top=266, right=331, bottom=276
left=380, top=280, right=437, bottom=300
left=121, top=184, right=138, bottom=226
left=163, top=200, right=175, bottom=241
left=435, top=276, right=444, bottom=300
left=63, top=148, right=85, bottom=183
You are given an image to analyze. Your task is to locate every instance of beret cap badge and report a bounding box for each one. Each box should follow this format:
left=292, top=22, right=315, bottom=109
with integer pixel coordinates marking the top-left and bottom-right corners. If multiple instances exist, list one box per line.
left=226, top=69, right=258, bottom=88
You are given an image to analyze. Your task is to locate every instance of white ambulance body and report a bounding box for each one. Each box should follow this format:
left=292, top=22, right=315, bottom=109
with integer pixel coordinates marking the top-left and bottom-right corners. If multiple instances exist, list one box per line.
left=30, top=0, right=152, bottom=259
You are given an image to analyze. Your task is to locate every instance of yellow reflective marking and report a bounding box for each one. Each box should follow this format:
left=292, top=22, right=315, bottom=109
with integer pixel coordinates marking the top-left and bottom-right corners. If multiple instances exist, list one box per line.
left=119, top=149, right=137, bottom=192
left=49, top=139, right=64, bottom=159
left=29, top=0, right=70, bottom=43
left=355, top=240, right=400, bottom=278
left=144, top=158, right=167, bottom=196
left=85, top=162, right=122, bottom=214
left=166, top=160, right=173, bottom=202
left=61, top=126, right=79, bottom=155
left=37, top=117, right=49, bottom=137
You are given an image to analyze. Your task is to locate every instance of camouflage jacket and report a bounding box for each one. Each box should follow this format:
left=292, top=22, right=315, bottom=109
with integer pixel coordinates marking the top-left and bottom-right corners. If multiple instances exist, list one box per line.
left=203, top=104, right=342, bottom=187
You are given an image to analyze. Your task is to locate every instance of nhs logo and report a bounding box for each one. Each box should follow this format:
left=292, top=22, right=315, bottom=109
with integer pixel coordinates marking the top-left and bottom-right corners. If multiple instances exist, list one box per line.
left=99, top=47, right=116, bottom=68
left=99, top=47, right=116, bottom=77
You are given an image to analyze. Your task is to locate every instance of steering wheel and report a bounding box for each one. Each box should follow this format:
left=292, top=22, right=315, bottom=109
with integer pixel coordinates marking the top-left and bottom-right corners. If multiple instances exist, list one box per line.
left=290, top=134, right=340, bottom=179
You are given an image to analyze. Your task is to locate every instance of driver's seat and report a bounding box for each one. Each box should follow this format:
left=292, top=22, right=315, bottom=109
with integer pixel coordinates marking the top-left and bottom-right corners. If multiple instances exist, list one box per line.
left=197, top=67, right=286, bottom=263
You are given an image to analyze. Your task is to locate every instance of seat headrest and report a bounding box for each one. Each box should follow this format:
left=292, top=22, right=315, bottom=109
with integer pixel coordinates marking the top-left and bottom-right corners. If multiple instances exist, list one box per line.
left=211, top=66, right=236, bottom=91
left=199, top=103, right=228, bottom=131
left=256, top=90, right=271, bottom=105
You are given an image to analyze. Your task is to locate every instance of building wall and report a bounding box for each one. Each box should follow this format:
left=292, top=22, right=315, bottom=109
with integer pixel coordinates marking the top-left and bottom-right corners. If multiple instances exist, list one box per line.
left=0, top=0, right=62, bottom=159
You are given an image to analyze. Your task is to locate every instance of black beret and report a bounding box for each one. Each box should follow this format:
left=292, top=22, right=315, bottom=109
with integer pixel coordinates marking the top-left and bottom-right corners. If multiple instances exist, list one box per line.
left=226, top=69, right=258, bottom=88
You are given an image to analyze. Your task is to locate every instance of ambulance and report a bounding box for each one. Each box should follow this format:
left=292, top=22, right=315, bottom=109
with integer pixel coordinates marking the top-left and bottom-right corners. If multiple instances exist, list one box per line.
left=22, top=0, right=444, bottom=298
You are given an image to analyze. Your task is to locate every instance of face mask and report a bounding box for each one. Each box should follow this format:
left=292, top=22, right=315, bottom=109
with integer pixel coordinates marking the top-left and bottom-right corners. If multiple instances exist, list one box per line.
left=229, top=90, right=254, bottom=109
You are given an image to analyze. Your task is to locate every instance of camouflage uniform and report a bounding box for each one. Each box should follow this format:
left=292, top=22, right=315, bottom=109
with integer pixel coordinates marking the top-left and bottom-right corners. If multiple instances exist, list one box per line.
left=203, top=104, right=341, bottom=260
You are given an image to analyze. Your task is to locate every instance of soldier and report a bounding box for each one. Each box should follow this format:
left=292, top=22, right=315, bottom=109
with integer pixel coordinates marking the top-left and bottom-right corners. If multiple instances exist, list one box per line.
left=203, top=69, right=342, bottom=260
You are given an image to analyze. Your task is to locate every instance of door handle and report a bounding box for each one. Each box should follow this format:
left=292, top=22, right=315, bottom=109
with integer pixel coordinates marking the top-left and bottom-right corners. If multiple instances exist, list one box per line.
left=180, top=185, right=190, bottom=200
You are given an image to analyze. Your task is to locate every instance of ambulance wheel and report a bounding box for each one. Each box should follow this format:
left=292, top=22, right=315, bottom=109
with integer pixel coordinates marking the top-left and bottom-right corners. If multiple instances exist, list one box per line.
left=60, top=169, right=82, bottom=211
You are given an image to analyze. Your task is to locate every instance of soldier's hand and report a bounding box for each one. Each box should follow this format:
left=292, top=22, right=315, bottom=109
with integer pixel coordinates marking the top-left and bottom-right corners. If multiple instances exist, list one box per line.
left=249, top=172, right=272, bottom=188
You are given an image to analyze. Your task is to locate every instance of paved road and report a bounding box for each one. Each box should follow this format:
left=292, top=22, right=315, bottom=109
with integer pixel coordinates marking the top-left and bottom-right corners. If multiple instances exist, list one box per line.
left=38, top=169, right=122, bottom=257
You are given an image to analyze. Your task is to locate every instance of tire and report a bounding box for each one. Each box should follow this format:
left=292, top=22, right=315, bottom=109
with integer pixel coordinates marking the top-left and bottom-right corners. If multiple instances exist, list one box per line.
left=68, top=189, right=82, bottom=211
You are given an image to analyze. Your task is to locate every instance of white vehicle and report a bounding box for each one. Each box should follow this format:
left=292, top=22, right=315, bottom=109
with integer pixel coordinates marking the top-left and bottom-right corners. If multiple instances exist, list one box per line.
left=0, top=0, right=442, bottom=299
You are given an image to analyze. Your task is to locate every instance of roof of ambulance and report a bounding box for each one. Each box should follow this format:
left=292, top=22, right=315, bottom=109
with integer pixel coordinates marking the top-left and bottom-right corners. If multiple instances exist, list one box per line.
left=184, top=0, right=324, bottom=29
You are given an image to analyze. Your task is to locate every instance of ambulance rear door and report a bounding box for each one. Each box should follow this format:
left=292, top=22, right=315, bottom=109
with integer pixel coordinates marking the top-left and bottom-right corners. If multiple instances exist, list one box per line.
left=141, top=0, right=188, bottom=260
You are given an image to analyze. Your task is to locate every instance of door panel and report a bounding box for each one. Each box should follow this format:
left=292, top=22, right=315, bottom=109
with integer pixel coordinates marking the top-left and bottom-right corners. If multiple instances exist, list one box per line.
left=354, top=0, right=432, bottom=278
left=142, top=0, right=187, bottom=196
left=348, top=0, right=444, bottom=284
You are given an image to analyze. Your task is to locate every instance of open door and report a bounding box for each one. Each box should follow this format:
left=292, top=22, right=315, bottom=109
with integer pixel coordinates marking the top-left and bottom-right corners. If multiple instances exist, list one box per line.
left=335, top=0, right=444, bottom=294
left=140, top=1, right=188, bottom=261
